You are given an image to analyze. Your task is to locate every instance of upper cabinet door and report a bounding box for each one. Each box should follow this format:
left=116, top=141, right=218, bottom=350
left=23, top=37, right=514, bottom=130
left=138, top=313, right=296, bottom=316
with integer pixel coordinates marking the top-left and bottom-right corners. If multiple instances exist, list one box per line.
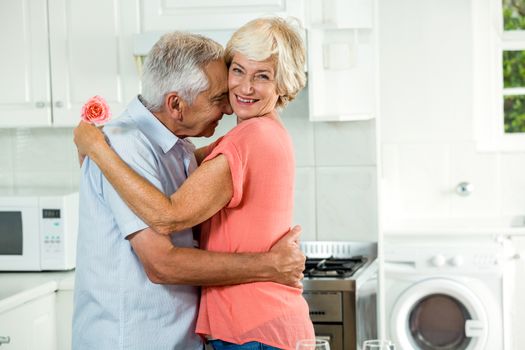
left=306, top=0, right=377, bottom=122
left=48, top=0, right=140, bottom=127
left=141, top=0, right=305, bottom=31
left=0, top=0, right=52, bottom=127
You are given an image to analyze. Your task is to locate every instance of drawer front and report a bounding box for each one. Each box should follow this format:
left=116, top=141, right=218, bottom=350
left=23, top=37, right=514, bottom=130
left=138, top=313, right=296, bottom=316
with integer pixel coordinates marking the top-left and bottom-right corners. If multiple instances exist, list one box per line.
left=0, top=293, right=56, bottom=350
left=303, top=291, right=343, bottom=322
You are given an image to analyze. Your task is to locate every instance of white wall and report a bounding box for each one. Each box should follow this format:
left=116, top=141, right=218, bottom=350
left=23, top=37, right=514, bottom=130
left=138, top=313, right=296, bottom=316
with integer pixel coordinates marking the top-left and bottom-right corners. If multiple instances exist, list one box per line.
left=378, top=0, right=525, bottom=347
left=379, top=0, right=525, bottom=223
left=0, top=86, right=378, bottom=242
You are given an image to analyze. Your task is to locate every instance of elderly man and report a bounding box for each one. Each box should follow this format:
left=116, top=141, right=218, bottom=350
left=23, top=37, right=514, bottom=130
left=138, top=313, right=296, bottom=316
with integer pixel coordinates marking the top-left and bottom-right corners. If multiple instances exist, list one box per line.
left=72, top=32, right=304, bottom=350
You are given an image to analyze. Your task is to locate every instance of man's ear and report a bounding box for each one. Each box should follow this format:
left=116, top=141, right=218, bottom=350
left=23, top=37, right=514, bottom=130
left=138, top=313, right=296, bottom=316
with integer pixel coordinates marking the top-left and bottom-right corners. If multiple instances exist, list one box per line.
left=165, top=92, right=184, bottom=120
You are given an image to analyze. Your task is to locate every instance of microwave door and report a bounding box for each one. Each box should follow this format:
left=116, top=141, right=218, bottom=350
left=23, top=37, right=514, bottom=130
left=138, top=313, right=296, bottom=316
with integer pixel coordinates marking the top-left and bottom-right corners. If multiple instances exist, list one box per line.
left=0, top=212, right=23, bottom=255
left=0, top=207, right=40, bottom=271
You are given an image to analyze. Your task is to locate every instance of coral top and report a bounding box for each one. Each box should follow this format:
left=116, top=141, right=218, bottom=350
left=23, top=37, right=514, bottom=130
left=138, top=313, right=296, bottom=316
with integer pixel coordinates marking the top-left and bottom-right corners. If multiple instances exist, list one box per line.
left=195, top=117, right=314, bottom=349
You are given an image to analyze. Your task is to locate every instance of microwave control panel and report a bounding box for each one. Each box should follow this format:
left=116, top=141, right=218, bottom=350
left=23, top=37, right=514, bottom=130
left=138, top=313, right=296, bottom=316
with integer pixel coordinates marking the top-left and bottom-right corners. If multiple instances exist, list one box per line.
left=41, top=208, right=63, bottom=256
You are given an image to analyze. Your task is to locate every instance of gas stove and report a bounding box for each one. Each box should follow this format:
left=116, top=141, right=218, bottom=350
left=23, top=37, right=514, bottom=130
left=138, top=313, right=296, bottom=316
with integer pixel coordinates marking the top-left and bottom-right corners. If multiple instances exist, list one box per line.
left=301, top=241, right=377, bottom=290
left=300, top=241, right=378, bottom=350
left=304, top=256, right=367, bottom=278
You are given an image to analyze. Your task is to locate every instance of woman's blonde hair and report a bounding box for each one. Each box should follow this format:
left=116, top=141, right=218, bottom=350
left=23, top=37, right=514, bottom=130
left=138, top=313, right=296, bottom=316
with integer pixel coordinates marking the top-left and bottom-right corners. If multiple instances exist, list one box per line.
left=225, top=17, right=306, bottom=108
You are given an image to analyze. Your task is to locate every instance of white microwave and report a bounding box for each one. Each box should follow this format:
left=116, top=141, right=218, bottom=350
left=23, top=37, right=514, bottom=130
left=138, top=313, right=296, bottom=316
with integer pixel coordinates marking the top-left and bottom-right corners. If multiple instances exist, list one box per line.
left=0, top=188, right=79, bottom=271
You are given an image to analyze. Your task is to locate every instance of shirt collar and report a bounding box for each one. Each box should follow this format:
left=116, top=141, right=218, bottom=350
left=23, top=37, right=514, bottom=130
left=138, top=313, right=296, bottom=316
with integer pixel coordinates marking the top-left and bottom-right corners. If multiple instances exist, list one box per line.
left=127, top=96, right=182, bottom=154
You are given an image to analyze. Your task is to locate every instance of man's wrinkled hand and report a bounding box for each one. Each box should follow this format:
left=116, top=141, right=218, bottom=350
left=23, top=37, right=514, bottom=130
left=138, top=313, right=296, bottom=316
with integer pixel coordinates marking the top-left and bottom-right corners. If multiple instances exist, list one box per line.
left=73, top=121, right=106, bottom=166
left=268, top=225, right=305, bottom=288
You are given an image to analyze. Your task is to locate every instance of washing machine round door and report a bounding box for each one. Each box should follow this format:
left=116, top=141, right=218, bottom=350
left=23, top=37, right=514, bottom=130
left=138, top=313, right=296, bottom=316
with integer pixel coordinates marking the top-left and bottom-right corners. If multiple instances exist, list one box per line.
left=390, top=278, right=487, bottom=350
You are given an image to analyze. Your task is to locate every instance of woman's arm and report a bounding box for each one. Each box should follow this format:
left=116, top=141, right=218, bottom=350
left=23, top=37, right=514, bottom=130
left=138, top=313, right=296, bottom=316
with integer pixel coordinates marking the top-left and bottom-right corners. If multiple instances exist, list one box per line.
left=74, top=121, right=233, bottom=235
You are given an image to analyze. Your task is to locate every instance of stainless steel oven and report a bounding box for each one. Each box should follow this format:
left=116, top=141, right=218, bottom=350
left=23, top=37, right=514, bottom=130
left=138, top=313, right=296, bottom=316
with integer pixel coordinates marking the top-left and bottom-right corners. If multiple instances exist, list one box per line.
left=301, top=241, right=378, bottom=350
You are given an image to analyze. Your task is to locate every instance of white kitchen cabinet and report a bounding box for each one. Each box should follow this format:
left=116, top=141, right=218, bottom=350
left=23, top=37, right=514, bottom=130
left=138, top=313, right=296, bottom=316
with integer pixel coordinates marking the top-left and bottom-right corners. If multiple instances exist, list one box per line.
left=0, top=293, right=56, bottom=350
left=133, top=0, right=307, bottom=71
left=55, top=289, right=73, bottom=350
left=0, top=0, right=140, bottom=128
left=305, top=0, right=377, bottom=121
left=140, top=0, right=305, bottom=32
left=0, top=0, right=51, bottom=127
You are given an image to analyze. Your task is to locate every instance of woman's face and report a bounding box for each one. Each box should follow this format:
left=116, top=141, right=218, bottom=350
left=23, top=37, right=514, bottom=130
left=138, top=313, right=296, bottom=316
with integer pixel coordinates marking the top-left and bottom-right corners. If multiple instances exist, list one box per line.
left=228, top=52, right=280, bottom=122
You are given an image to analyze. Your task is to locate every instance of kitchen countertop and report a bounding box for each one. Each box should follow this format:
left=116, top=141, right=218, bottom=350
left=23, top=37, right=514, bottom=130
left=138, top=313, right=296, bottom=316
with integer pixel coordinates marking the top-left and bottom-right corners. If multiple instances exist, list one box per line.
left=0, top=270, right=75, bottom=314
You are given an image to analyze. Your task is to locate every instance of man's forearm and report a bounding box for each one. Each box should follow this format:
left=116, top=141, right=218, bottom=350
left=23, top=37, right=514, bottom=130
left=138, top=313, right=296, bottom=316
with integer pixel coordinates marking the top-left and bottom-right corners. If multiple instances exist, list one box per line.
left=131, top=226, right=303, bottom=288
left=148, top=247, right=277, bottom=286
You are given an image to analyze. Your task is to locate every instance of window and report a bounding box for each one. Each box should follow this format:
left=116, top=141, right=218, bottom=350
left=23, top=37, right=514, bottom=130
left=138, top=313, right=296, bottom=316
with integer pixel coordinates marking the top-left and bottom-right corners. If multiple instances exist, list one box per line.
left=502, top=0, right=525, bottom=133
left=473, top=0, right=525, bottom=151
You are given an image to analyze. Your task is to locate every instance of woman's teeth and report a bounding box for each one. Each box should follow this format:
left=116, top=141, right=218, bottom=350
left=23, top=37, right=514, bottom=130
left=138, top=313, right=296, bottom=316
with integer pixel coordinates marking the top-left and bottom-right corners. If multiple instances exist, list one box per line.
left=237, top=96, right=257, bottom=103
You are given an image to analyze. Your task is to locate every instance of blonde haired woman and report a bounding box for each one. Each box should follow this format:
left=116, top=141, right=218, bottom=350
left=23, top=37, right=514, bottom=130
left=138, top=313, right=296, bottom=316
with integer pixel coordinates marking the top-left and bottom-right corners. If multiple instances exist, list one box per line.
left=74, top=17, right=314, bottom=349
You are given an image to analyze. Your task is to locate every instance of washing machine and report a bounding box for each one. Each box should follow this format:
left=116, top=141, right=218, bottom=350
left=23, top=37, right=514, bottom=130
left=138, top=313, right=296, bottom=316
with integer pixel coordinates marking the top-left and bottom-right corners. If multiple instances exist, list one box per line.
left=384, top=235, right=509, bottom=350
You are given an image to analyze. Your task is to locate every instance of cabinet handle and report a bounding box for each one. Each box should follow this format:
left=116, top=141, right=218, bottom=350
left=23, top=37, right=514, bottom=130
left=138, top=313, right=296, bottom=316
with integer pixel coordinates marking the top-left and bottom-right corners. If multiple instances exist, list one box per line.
left=456, top=182, right=474, bottom=196
left=35, top=101, right=46, bottom=108
left=54, top=101, right=64, bottom=108
left=0, top=336, right=10, bottom=345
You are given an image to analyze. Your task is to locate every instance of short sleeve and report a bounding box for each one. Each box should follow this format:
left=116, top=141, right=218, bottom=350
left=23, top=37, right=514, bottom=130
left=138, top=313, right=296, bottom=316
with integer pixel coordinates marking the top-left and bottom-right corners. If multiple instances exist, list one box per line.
left=101, top=131, right=163, bottom=238
left=204, top=138, right=244, bottom=208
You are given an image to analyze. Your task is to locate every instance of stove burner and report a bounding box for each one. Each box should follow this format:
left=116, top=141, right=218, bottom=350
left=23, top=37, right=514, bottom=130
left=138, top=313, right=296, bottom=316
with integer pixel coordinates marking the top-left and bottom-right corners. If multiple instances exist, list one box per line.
left=304, top=256, right=367, bottom=278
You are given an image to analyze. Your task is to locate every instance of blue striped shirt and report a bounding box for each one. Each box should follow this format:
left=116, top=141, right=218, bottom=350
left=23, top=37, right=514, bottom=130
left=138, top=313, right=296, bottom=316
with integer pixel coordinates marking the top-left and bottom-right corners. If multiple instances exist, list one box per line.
left=72, top=96, right=202, bottom=350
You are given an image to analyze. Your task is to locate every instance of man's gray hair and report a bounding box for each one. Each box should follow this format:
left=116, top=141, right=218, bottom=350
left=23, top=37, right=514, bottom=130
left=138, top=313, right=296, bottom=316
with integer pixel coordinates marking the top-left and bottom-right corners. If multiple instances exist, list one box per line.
left=141, top=32, right=224, bottom=111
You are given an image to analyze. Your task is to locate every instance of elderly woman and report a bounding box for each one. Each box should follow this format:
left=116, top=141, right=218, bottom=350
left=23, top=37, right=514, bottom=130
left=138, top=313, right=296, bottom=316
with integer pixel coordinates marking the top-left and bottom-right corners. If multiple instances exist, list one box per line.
left=74, top=17, right=314, bottom=349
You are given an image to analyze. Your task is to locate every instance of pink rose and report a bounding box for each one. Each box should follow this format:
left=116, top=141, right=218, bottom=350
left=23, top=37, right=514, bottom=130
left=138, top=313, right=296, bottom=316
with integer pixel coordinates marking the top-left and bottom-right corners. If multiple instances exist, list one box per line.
left=81, top=95, right=111, bottom=124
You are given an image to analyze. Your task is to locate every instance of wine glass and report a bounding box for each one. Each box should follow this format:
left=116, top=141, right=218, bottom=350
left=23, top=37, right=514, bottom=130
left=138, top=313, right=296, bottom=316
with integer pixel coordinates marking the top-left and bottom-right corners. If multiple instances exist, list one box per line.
left=362, top=339, right=395, bottom=350
left=296, top=339, right=330, bottom=350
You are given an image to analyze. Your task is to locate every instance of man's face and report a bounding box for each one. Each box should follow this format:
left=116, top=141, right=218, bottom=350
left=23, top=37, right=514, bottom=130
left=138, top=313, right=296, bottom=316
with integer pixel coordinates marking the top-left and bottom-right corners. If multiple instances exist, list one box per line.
left=180, top=59, right=232, bottom=137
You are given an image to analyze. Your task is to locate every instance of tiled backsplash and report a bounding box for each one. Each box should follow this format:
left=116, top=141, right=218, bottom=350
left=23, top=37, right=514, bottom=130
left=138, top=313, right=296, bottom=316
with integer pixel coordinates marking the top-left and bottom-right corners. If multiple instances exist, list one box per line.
left=0, top=128, right=79, bottom=189
left=0, top=86, right=378, bottom=242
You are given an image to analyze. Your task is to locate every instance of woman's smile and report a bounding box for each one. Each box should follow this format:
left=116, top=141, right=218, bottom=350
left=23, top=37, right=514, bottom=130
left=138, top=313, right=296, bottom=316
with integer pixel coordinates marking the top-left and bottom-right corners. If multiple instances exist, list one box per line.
left=235, top=95, right=259, bottom=104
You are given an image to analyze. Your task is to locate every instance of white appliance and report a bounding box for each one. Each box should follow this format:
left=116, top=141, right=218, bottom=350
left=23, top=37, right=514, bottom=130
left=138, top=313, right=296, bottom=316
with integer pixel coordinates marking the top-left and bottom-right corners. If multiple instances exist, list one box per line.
left=0, top=188, right=79, bottom=271
left=384, top=235, right=509, bottom=350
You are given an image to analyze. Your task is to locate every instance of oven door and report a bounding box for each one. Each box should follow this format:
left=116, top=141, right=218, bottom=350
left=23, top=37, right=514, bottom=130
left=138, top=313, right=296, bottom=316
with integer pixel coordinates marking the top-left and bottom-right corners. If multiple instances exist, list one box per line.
left=0, top=201, right=40, bottom=271
left=314, top=324, right=343, bottom=350
left=304, top=291, right=345, bottom=350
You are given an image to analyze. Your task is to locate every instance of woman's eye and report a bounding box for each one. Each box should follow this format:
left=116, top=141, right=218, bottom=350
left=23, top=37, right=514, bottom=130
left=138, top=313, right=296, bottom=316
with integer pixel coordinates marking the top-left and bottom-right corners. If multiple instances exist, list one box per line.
left=256, top=74, right=270, bottom=81
left=232, top=67, right=243, bottom=74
